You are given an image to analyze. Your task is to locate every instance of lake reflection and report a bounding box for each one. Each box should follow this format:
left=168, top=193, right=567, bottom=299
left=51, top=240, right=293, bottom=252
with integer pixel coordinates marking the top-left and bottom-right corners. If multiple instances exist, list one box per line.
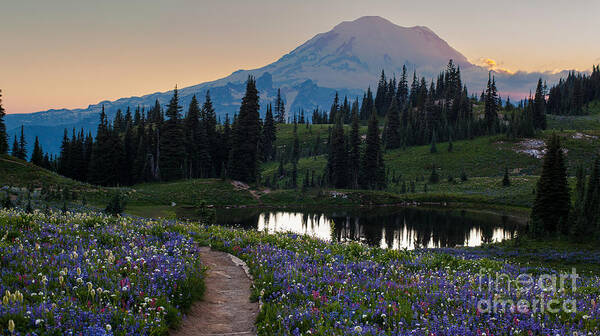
left=212, top=207, right=522, bottom=250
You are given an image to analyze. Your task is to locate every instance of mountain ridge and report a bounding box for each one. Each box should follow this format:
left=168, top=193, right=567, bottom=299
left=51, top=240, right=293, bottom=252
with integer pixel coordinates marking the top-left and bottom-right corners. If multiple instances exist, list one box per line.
left=5, top=16, right=560, bottom=154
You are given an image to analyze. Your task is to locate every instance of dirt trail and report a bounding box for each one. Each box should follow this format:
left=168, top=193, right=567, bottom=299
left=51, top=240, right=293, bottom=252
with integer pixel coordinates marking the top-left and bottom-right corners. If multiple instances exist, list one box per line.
left=171, top=247, right=258, bottom=336
left=230, top=180, right=267, bottom=204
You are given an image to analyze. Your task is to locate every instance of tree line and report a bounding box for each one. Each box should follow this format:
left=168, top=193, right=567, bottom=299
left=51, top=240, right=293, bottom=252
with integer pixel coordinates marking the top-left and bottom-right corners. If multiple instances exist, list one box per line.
left=546, top=65, right=600, bottom=115
left=0, top=78, right=269, bottom=186
left=53, top=78, right=274, bottom=186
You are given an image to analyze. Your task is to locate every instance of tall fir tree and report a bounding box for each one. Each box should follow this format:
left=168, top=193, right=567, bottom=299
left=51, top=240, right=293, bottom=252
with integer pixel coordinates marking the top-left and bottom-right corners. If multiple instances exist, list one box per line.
left=201, top=91, right=219, bottom=176
left=159, top=86, right=186, bottom=181
left=184, top=95, right=212, bottom=178
left=0, top=89, right=8, bottom=154
left=532, top=78, right=547, bottom=130
left=383, top=97, right=402, bottom=149
left=11, top=135, right=19, bottom=158
left=348, top=106, right=361, bottom=188
left=261, top=104, right=277, bottom=161
left=374, top=70, right=387, bottom=116
left=530, top=134, right=571, bottom=236
left=229, top=76, right=261, bottom=182
left=274, top=88, right=286, bottom=124
left=30, top=136, right=44, bottom=166
left=88, top=107, right=114, bottom=186
left=360, top=108, right=386, bottom=189
left=327, top=109, right=349, bottom=188
left=484, top=72, right=499, bottom=132
left=15, top=125, right=27, bottom=160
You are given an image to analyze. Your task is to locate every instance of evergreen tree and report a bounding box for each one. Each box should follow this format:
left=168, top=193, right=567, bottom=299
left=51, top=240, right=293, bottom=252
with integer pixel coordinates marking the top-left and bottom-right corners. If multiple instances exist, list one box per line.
left=502, top=167, right=510, bottom=187
left=11, top=136, right=17, bottom=158
left=122, top=121, right=136, bottom=184
left=160, top=86, right=186, bottom=181
left=327, top=109, right=349, bottom=188
left=374, top=70, right=387, bottom=117
left=429, top=164, right=440, bottom=184
left=58, top=129, right=71, bottom=176
left=484, top=73, right=499, bottom=132
left=570, top=164, right=588, bottom=238
left=261, top=104, right=277, bottom=161
left=88, top=107, right=114, bottom=185
left=229, top=76, right=261, bottom=182
left=184, top=95, right=212, bottom=178
left=274, top=88, right=286, bottom=123
left=292, top=119, right=300, bottom=164
left=348, top=106, right=361, bottom=188
left=583, top=158, right=600, bottom=233
left=14, top=126, right=27, bottom=160
left=0, top=89, right=8, bottom=154
left=30, top=136, right=44, bottom=166
left=397, top=66, right=409, bottom=108
left=360, top=109, right=385, bottom=189
left=530, top=134, right=571, bottom=236
left=532, top=78, right=547, bottom=130
left=430, top=131, right=437, bottom=153
left=329, top=92, right=339, bottom=124
left=360, top=87, right=374, bottom=120
left=383, top=97, right=402, bottom=149
left=201, top=91, right=219, bottom=176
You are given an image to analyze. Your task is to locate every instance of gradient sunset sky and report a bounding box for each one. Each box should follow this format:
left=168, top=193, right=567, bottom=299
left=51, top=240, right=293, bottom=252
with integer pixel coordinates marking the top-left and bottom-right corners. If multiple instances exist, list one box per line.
left=1, top=0, right=599, bottom=114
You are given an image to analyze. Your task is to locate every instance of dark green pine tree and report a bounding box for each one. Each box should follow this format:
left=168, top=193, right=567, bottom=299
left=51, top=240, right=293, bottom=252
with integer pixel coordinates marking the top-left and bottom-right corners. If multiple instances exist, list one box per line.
left=160, top=86, right=186, bottom=181
left=570, top=164, right=588, bottom=238
left=360, top=87, right=374, bottom=120
left=58, top=129, right=71, bottom=176
left=583, top=158, right=600, bottom=234
left=429, top=164, right=440, bottom=184
left=122, top=120, right=136, bottom=185
left=30, top=136, right=44, bottom=166
left=0, top=89, right=8, bottom=154
left=327, top=110, right=349, bottom=188
left=532, top=78, right=547, bottom=130
left=329, top=92, right=339, bottom=124
left=15, top=125, right=27, bottom=160
left=88, top=107, right=114, bottom=186
left=530, top=134, right=571, bottom=236
left=261, top=104, right=277, bottom=161
left=274, top=88, right=286, bottom=124
left=383, top=97, right=402, bottom=149
left=348, top=106, right=361, bottom=188
left=502, top=167, right=510, bottom=187
left=11, top=135, right=19, bottom=158
left=430, top=131, right=438, bottom=153
left=201, top=91, right=219, bottom=176
left=360, top=109, right=385, bottom=189
left=484, top=72, right=499, bottom=132
left=374, top=70, right=387, bottom=117
left=106, top=122, right=125, bottom=186
left=292, top=120, right=300, bottom=164
left=184, top=95, right=212, bottom=178
left=229, top=76, right=261, bottom=182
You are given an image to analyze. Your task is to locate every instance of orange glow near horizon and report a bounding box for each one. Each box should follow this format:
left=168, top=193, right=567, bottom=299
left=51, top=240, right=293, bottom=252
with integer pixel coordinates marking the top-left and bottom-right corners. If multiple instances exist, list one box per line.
left=1, top=1, right=598, bottom=114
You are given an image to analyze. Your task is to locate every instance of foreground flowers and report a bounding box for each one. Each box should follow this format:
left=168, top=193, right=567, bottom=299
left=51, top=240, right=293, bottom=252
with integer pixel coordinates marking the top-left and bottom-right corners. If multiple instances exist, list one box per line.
left=2, top=209, right=599, bottom=335
left=0, top=209, right=204, bottom=335
left=196, top=226, right=600, bottom=335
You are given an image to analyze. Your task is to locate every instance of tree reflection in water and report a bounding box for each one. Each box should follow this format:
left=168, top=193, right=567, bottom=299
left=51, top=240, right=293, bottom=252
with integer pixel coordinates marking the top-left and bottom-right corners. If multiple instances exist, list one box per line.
left=206, top=207, right=522, bottom=250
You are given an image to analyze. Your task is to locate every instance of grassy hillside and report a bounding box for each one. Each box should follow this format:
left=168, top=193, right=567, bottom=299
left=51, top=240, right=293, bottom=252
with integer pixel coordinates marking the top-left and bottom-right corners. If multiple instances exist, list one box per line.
left=2, top=112, right=600, bottom=216
left=0, top=154, right=81, bottom=188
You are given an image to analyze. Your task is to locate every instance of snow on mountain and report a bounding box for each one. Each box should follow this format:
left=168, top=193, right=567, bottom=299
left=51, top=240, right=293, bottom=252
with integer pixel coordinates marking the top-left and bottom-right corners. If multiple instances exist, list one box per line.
left=5, top=16, right=549, bottom=155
